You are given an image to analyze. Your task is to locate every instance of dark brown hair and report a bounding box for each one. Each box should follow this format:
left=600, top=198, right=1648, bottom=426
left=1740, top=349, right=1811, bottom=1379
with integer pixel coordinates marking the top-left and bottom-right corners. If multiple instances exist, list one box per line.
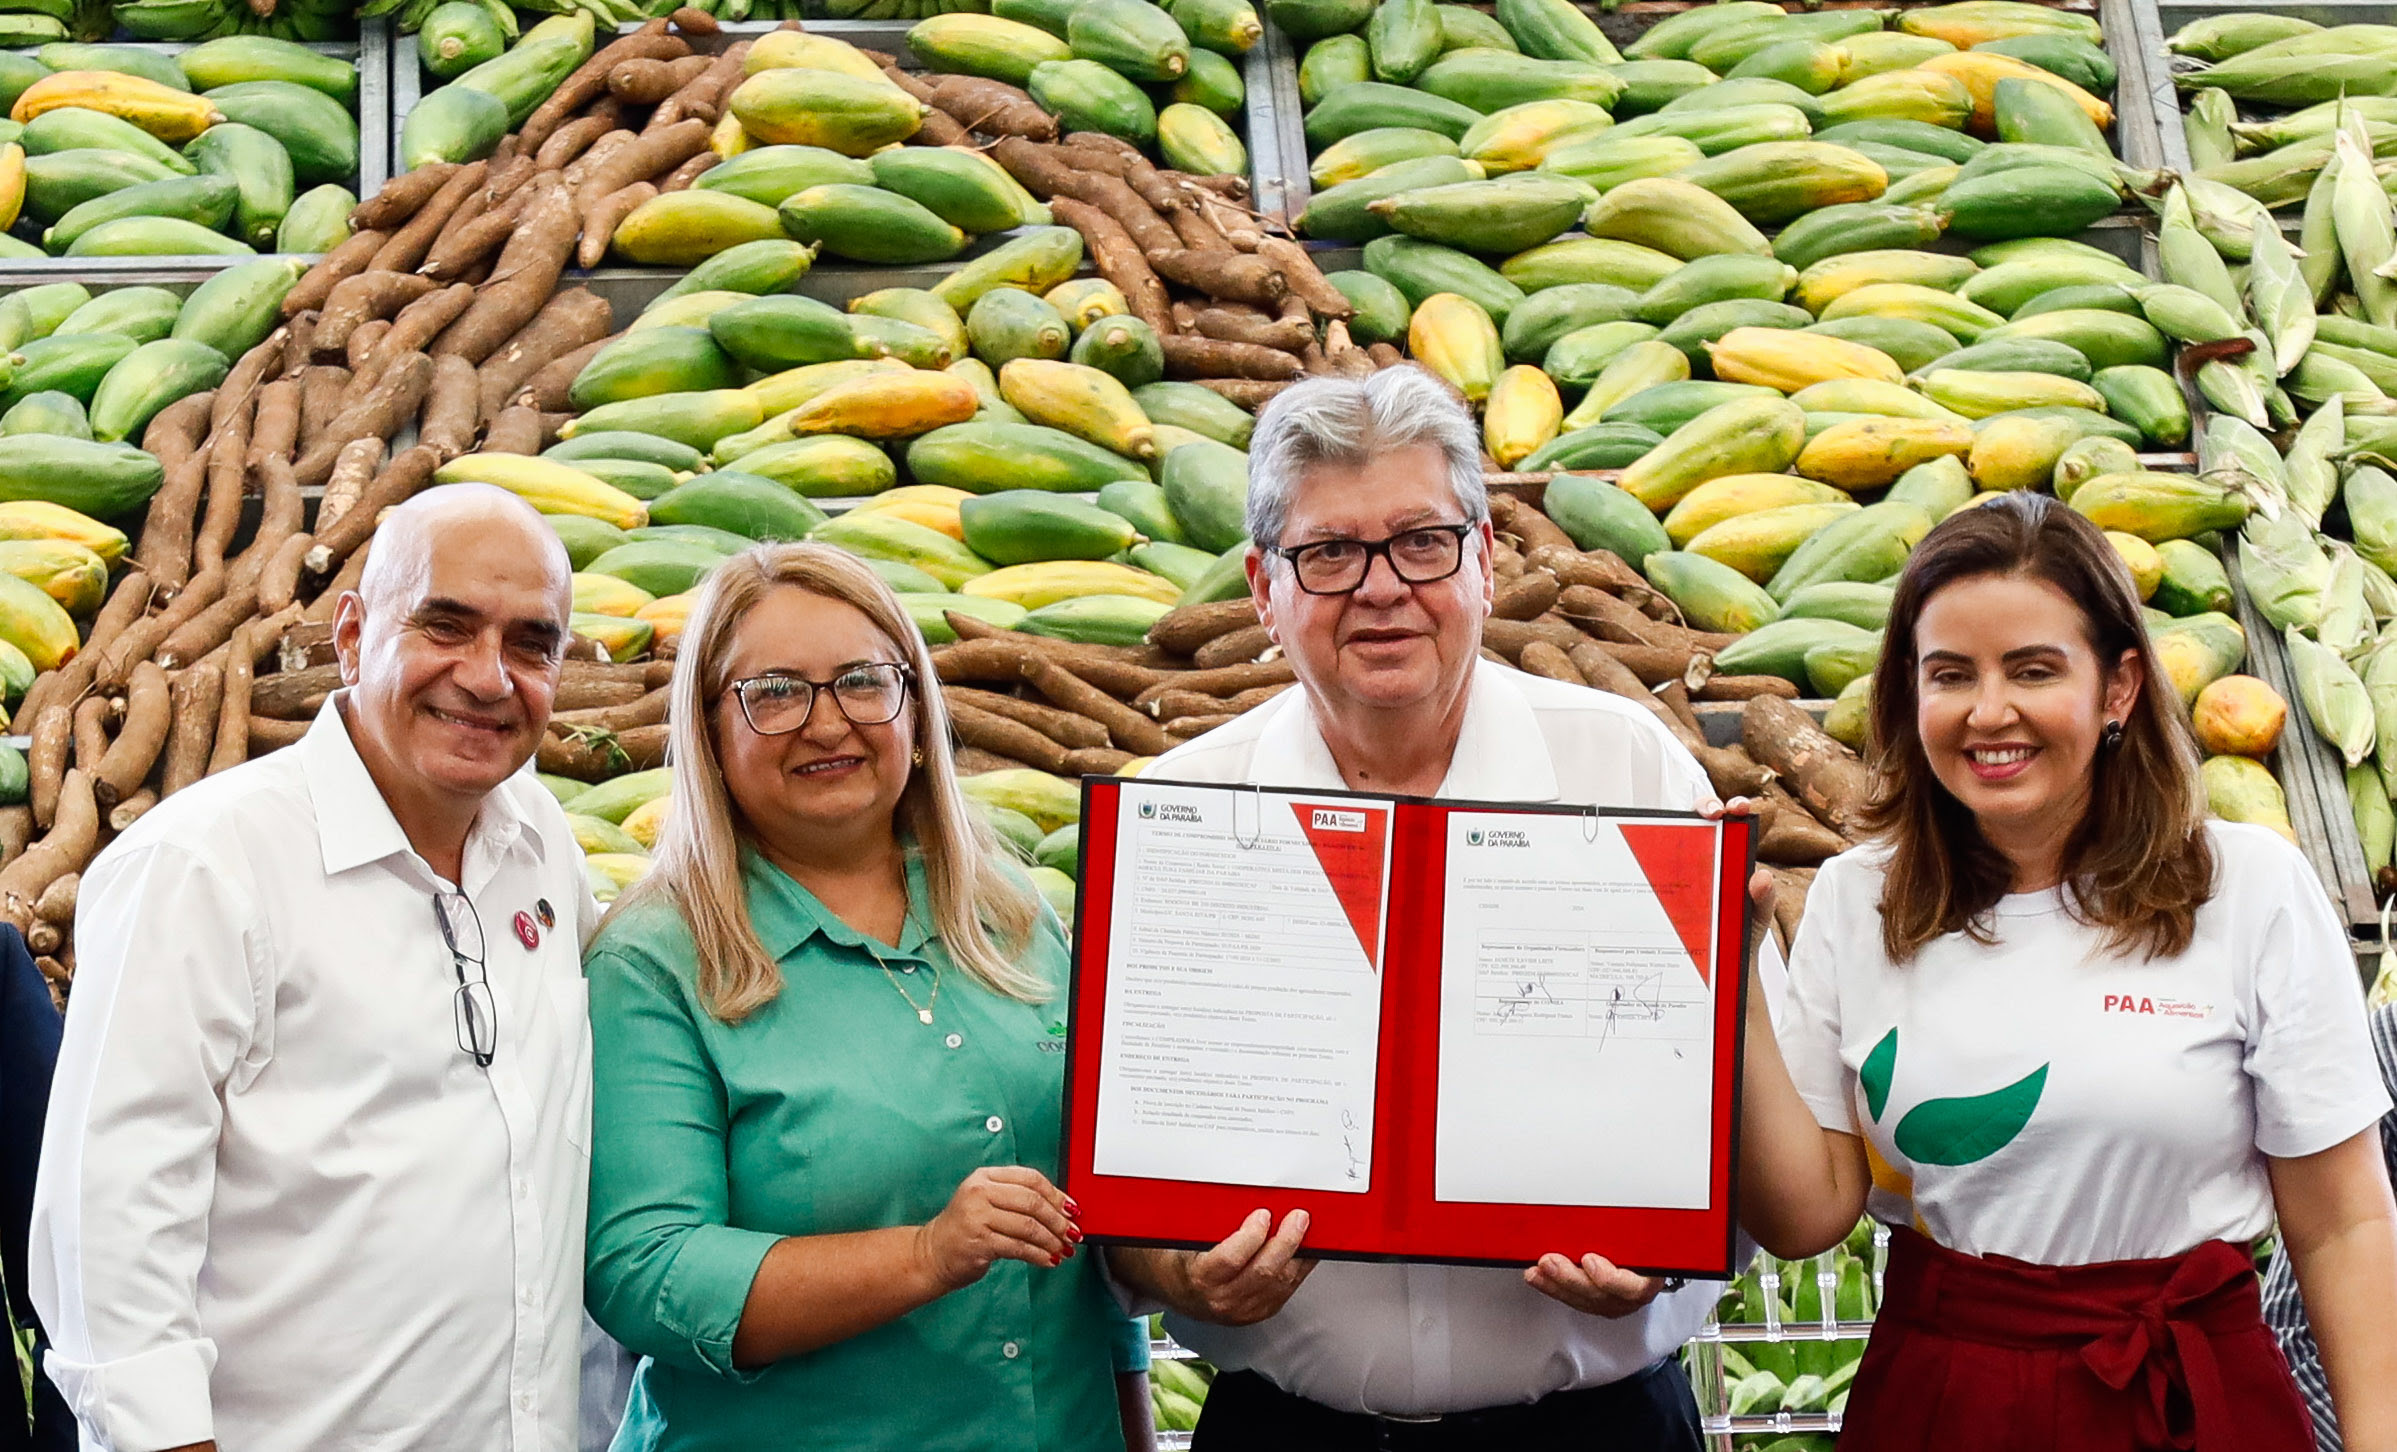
left=1863, top=492, right=2214, bottom=963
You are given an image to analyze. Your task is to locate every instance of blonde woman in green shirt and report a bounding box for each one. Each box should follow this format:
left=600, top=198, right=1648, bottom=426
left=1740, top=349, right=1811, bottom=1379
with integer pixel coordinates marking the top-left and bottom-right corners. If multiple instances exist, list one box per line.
left=582, top=543, right=1153, bottom=1452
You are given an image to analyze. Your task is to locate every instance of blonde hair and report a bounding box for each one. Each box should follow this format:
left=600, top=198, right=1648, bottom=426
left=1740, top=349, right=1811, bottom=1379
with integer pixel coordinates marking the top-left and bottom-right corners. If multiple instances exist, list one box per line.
left=622, top=542, right=1047, bottom=1022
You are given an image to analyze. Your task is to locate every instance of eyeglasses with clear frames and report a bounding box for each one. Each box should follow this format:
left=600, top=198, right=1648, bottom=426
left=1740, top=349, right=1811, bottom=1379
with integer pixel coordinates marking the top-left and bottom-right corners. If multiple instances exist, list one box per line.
left=434, top=892, right=498, bottom=1068
left=1268, top=523, right=1476, bottom=596
left=726, top=662, right=914, bottom=736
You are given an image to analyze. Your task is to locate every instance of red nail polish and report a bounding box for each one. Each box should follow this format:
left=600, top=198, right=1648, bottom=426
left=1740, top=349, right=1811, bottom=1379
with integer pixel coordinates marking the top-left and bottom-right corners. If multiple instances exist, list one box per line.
left=1052, top=1251, right=1067, bottom=1267
left=1064, top=1198, right=1082, bottom=1217
left=1066, top=1226, right=1085, bottom=1243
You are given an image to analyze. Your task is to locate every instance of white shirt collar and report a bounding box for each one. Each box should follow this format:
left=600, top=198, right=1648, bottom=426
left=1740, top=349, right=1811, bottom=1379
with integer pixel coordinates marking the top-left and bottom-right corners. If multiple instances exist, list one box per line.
left=299, top=694, right=542, bottom=882
left=1247, top=658, right=1563, bottom=802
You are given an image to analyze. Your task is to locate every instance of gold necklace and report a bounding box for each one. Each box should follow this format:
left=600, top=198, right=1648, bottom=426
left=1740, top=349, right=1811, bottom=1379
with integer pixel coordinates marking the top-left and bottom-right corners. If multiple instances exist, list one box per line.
left=863, top=927, right=939, bottom=1025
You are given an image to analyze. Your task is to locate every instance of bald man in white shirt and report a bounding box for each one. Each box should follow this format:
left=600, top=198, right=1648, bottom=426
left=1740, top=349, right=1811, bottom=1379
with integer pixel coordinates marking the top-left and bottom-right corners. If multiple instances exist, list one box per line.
left=32, top=486, right=600, bottom=1452
left=1109, top=369, right=1723, bottom=1451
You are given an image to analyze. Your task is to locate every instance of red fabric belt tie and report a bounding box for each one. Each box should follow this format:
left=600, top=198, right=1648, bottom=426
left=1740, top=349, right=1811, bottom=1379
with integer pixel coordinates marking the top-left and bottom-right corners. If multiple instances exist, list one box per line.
left=1836, top=1228, right=2312, bottom=1452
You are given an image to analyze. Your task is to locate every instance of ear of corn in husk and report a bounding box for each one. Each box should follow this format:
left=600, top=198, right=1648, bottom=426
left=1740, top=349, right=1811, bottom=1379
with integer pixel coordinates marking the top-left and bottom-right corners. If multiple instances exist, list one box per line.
left=2289, top=350, right=2390, bottom=409
left=2168, top=13, right=2322, bottom=64
left=2365, top=635, right=2397, bottom=798
left=2199, top=354, right=2272, bottom=428
left=2235, top=98, right=2397, bottom=153
left=2335, top=123, right=2397, bottom=327
left=2246, top=224, right=2318, bottom=376
left=2321, top=540, right=2376, bottom=657
left=2174, top=26, right=2397, bottom=108
left=2349, top=464, right=2397, bottom=579
left=2241, top=511, right=2333, bottom=630
left=2350, top=762, right=2397, bottom=873
left=2182, top=175, right=2278, bottom=261
left=2139, top=283, right=2247, bottom=343
left=2159, top=184, right=2250, bottom=319
left=2357, top=550, right=2397, bottom=623
left=2301, top=148, right=2348, bottom=306
left=2286, top=622, right=2378, bottom=766
left=2185, top=87, right=2239, bottom=171
left=2286, top=394, right=2345, bottom=529
left=2200, top=135, right=2347, bottom=210
left=2204, top=413, right=2291, bottom=512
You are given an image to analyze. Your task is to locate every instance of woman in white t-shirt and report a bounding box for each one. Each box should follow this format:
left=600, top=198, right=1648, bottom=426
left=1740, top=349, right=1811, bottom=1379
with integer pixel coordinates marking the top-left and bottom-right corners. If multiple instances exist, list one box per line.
left=1735, top=492, right=2397, bottom=1451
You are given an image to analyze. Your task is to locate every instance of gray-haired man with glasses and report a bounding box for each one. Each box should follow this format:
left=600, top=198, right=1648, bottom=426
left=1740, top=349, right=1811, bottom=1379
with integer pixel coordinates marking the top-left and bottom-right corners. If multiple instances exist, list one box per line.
left=1109, top=367, right=1727, bottom=1451
left=33, top=485, right=601, bottom=1452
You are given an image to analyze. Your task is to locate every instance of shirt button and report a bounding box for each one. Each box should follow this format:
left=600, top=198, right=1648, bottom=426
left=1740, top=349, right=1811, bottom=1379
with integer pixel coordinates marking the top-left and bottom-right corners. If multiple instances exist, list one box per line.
left=514, top=1179, right=531, bottom=1201
left=986, top=1115, right=1004, bottom=1133
left=902, top=964, right=917, bottom=974
left=1002, top=1341, right=1020, bottom=1359
left=517, top=1391, right=535, bottom=1412
left=945, top=1032, right=963, bottom=1049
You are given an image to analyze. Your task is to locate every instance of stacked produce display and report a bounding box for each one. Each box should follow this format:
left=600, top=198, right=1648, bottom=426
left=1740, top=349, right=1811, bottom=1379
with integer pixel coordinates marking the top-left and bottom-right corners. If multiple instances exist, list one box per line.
left=0, top=36, right=371, bottom=256
left=2154, top=10, right=2397, bottom=972
left=0, top=0, right=2387, bottom=1439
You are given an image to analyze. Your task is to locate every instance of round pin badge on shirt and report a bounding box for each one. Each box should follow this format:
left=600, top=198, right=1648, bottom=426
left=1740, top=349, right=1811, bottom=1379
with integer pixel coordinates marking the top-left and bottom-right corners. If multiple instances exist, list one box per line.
left=535, top=898, right=555, bottom=929
left=514, top=910, right=540, bottom=950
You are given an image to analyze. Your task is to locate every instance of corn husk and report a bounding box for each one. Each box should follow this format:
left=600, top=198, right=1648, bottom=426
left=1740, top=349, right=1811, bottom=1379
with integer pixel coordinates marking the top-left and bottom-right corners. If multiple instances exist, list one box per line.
left=2289, top=350, right=2391, bottom=409
left=2158, top=184, right=2249, bottom=318
left=2316, top=339, right=2397, bottom=392
left=2335, top=124, right=2397, bottom=327
left=2241, top=511, right=2333, bottom=630
left=2199, top=357, right=2272, bottom=428
left=2322, top=540, right=2376, bottom=657
left=2364, top=635, right=2397, bottom=797
left=2350, top=762, right=2397, bottom=872
left=2246, top=225, right=2317, bottom=377
left=2183, top=176, right=2278, bottom=262
left=2185, top=88, right=2240, bottom=169
left=2234, top=97, right=2397, bottom=153
left=2204, top=413, right=2291, bottom=508
left=2301, top=150, right=2348, bottom=306
left=2288, top=623, right=2378, bottom=766
left=2139, top=283, right=2246, bottom=343
left=2358, top=550, right=2397, bottom=623
left=2168, top=12, right=2322, bottom=64
left=2351, top=464, right=2397, bottom=581
left=2178, top=26, right=2397, bottom=107
left=2286, top=393, right=2345, bottom=528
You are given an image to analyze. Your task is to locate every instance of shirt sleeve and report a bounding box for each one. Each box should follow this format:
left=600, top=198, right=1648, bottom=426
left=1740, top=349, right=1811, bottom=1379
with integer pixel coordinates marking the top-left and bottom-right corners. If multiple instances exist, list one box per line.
left=583, top=941, right=780, bottom=1381
left=1776, top=860, right=1860, bottom=1135
left=1108, top=1311, right=1152, bottom=1374
left=2242, top=837, right=2394, bottom=1159
left=30, top=841, right=265, bottom=1452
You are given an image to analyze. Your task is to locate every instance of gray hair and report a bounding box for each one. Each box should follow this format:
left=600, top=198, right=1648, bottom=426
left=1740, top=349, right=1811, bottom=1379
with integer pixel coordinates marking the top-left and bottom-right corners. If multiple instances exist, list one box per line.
left=1245, top=365, right=1489, bottom=549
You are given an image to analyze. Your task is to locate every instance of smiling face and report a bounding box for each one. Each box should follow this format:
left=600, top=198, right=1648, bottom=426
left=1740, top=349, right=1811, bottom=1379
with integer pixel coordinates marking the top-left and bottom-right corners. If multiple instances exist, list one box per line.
left=1250, top=441, right=1494, bottom=718
left=335, top=492, right=572, bottom=812
left=711, top=584, right=917, bottom=852
left=1914, top=570, right=2143, bottom=865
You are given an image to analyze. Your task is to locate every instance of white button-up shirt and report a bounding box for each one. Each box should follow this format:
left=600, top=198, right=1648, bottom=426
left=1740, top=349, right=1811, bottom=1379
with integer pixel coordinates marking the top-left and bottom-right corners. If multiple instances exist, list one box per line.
left=1147, top=658, right=1729, bottom=1416
left=32, top=698, right=598, bottom=1452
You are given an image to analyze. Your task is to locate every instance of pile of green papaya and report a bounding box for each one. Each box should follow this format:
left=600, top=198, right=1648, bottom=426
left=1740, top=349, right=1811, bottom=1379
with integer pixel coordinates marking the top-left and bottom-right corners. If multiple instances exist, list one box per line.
left=0, top=37, right=365, bottom=257
left=466, top=231, right=1257, bottom=665
left=402, top=10, right=595, bottom=168
left=1290, top=0, right=2146, bottom=270
left=905, top=0, right=1260, bottom=171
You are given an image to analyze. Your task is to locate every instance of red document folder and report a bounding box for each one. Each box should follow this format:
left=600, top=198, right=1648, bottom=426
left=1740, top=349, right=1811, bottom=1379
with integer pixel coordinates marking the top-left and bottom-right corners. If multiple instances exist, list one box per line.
left=1062, top=777, right=1755, bottom=1279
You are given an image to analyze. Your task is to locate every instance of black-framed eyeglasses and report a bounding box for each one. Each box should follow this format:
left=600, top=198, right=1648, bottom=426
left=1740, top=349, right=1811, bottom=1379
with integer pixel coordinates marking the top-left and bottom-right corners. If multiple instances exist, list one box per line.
left=1268, top=523, right=1476, bottom=596
left=434, top=891, right=498, bottom=1068
left=726, top=662, right=914, bottom=736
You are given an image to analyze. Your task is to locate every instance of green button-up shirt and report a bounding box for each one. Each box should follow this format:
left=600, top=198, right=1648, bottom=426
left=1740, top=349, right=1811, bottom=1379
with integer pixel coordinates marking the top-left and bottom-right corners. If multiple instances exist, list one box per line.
left=584, top=848, right=1144, bottom=1452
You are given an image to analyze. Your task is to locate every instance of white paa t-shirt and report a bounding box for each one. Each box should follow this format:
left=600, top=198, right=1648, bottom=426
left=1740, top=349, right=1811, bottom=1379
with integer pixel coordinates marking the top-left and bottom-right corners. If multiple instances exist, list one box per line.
left=1780, top=822, right=2391, bottom=1266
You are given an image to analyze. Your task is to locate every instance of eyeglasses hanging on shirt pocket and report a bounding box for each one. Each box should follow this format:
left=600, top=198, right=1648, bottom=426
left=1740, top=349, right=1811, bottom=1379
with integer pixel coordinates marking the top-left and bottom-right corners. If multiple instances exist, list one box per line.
left=434, top=891, right=498, bottom=1068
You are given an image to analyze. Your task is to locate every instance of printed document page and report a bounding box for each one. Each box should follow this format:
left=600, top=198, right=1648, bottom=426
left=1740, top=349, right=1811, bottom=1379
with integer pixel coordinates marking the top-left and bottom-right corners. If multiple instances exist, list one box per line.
left=1434, top=812, right=1721, bottom=1209
left=1092, top=782, right=1389, bottom=1194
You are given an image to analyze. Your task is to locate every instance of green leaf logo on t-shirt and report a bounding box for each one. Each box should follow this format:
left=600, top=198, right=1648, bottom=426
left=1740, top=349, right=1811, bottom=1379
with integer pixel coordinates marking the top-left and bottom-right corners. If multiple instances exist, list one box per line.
left=1857, top=1028, right=2049, bottom=1167
left=1893, top=1064, right=2049, bottom=1166
left=1860, top=1028, right=1897, bottom=1122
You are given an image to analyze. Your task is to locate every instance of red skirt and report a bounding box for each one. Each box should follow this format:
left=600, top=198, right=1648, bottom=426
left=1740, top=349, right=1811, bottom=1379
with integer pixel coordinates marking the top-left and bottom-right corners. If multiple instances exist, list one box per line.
left=1837, top=1228, right=2314, bottom=1452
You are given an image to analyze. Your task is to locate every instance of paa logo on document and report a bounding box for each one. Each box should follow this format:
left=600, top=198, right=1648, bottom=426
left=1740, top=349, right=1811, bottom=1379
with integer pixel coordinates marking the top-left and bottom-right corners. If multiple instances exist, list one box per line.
left=1311, top=808, right=1367, bottom=833
left=1139, top=801, right=1156, bottom=819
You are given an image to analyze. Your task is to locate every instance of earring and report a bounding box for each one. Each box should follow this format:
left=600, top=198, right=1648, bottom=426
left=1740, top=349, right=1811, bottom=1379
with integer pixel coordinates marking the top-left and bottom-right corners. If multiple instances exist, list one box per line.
left=2100, top=720, right=2124, bottom=751
left=912, top=748, right=926, bottom=766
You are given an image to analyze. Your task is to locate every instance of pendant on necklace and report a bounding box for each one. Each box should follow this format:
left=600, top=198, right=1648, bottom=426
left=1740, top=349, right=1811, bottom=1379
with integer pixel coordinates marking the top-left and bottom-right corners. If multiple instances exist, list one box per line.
left=918, top=1008, right=934, bottom=1025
